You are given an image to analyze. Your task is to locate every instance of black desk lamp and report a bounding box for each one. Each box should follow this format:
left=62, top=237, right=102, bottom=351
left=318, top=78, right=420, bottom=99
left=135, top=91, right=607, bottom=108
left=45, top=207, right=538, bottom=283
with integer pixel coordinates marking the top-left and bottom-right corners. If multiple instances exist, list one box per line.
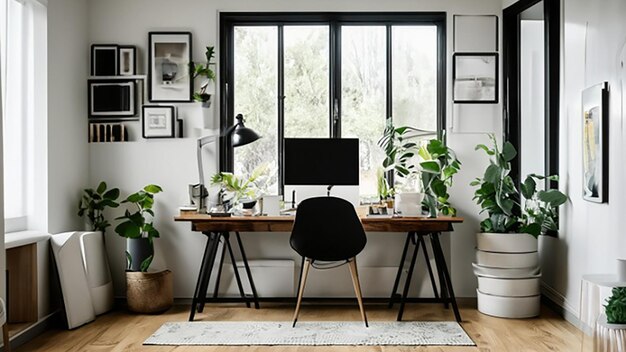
left=196, top=114, right=261, bottom=213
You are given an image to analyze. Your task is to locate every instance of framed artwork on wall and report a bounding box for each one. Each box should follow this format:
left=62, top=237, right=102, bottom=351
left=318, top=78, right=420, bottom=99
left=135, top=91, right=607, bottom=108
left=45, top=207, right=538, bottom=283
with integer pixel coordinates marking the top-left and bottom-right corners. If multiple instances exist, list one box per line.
left=142, top=105, right=176, bottom=138
left=582, top=82, right=609, bottom=203
left=91, top=44, right=118, bottom=76
left=148, top=32, right=193, bottom=102
left=118, top=46, right=137, bottom=76
left=453, top=53, right=499, bottom=104
left=88, top=80, right=137, bottom=120
left=453, top=15, right=498, bottom=52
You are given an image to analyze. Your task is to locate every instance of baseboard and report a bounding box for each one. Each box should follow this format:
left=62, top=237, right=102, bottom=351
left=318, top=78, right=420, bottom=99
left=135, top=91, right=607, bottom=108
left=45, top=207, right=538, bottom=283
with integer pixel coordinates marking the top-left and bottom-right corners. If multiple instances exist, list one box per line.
left=541, top=283, right=583, bottom=331
left=3, top=310, right=61, bottom=352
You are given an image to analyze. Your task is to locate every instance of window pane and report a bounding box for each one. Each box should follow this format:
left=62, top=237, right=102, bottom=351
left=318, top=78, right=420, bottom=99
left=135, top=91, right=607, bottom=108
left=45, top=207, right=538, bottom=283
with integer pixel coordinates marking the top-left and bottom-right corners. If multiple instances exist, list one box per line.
left=233, top=26, right=279, bottom=194
left=392, top=26, right=438, bottom=131
left=284, top=25, right=329, bottom=138
left=341, top=26, right=387, bottom=199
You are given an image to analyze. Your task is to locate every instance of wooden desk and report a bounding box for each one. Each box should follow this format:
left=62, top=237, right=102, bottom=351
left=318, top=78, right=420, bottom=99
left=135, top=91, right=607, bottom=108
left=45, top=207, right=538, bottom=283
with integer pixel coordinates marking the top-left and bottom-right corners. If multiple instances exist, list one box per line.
left=175, top=213, right=464, bottom=322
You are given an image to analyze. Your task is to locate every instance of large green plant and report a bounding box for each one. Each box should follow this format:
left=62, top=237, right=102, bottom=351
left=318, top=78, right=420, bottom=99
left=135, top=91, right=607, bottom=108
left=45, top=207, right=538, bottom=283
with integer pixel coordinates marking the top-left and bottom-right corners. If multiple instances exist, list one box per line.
left=192, top=46, right=216, bottom=103
left=378, top=122, right=461, bottom=217
left=114, top=184, right=163, bottom=272
left=471, top=134, right=567, bottom=236
left=605, top=287, right=626, bottom=324
left=77, top=181, right=120, bottom=234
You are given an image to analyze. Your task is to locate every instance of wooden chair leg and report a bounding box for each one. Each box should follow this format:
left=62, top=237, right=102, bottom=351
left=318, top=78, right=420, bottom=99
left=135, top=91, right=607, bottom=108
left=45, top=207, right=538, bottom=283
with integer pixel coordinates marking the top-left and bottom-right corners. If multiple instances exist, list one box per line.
left=348, top=258, right=368, bottom=327
left=292, top=259, right=311, bottom=327
left=3, top=323, right=10, bottom=352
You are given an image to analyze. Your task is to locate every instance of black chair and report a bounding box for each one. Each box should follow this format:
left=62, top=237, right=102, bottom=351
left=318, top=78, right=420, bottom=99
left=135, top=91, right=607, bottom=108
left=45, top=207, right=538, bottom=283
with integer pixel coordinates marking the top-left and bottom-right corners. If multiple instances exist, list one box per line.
left=289, top=196, right=368, bottom=327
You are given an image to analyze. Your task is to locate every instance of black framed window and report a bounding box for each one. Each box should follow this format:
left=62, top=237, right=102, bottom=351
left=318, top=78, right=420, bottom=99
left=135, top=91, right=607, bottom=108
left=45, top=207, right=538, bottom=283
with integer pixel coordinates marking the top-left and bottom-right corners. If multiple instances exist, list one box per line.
left=219, top=12, right=446, bottom=197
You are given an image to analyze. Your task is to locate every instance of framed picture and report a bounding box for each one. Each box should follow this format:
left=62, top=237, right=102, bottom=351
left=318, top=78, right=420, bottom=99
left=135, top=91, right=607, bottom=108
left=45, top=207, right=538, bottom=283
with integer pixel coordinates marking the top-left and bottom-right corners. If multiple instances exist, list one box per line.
left=453, top=15, right=498, bottom=52
left=88, top=79, right=137, bottom=120
left=142, top=105, right=176, bottom=138
left=453, top=53, right=498, bottom=103
left=91, top=44, right=118, bottom=76
left=148, top=32, right=193, bottom=102
left=119, top=46, right=137, bottom=76
left=582, top=82, right=609, bottom=203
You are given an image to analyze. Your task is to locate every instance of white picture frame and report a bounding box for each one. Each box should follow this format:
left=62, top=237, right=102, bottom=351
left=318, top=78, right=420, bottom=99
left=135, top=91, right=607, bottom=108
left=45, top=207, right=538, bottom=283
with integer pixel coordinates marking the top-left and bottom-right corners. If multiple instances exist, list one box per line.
left=142, top=105, right=176, bottom=138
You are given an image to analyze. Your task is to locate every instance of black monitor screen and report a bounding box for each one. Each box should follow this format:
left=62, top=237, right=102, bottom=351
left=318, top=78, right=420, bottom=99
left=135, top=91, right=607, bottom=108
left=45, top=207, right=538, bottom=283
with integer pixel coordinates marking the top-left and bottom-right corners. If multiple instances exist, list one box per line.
left=284, top=138, right=359, bottom=186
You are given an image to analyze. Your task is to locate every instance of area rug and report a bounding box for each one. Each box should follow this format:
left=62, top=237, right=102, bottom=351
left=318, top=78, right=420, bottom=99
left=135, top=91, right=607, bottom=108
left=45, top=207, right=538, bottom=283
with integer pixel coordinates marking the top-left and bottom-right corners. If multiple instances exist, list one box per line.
left=144, top=321, right=475, bottom=346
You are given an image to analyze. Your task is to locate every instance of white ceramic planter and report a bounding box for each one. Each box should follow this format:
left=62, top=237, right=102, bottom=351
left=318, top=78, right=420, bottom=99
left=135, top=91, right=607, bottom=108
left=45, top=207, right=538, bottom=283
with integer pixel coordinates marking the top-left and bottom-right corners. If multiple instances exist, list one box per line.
left=477, top=276, right=541, bottom=297
left=475, top=250, right=539, bottom=269
left=593, top=314, right=626, bottom=352
left=476, top=289, right=541, bottom=318
left=476, top=232, right=538, bottom=253
left=472, top=262, right=540, bottom=279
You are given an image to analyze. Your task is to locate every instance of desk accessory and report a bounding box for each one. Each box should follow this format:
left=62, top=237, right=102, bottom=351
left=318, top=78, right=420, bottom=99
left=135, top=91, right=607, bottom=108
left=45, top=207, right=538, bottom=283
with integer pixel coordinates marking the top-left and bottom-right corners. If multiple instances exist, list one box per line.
left=197, top=114, right=261, bottom=213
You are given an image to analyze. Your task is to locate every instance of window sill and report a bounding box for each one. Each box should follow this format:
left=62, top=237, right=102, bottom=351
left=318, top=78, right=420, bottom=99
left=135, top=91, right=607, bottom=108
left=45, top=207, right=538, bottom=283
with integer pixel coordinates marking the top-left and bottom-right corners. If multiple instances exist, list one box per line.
left=5, top=231, right=51, bottom=249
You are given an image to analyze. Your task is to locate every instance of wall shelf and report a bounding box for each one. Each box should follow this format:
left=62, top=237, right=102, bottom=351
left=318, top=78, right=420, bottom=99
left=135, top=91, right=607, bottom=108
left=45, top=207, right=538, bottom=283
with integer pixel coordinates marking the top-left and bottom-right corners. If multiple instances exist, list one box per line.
left=88, top=75, right=146, bottom=80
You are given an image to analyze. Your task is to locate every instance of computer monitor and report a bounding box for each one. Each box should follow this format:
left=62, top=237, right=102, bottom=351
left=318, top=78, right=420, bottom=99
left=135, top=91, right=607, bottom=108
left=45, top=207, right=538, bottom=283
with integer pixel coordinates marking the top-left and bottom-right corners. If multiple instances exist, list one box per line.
left=284, top=138, right=359, bottom=186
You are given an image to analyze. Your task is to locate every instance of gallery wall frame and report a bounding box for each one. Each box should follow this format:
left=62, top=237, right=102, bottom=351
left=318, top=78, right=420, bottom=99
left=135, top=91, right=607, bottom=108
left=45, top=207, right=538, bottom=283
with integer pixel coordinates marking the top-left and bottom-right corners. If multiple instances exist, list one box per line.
left=148, top=32, right=193, bottom=102
left=142, top=105, right=176, bottom=138
left=581, top=82, right=609, bottom=203
left=91, top=44, right=118, bottom=76
left=453, top=15, right=498, bottom=52
left=119, top=46, right=137, bottom=76
left=452, top=53, right=499, bottom=104
left=88, top=79, right=137, bottom=120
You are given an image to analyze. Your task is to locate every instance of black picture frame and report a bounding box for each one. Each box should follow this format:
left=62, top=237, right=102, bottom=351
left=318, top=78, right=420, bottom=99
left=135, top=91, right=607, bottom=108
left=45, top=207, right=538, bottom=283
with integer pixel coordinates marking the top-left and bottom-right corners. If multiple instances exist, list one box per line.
left=582, top=82, right=609, bottom=203
left=148, top=32, right=193, bottom=102
left=453, top=53, right=499, bottom=104
left=118, top=45, right=137, bottom=76
left=91, top=44, right=119, bottom=76
left=88, top=79, right=137, bottom=120
left=142, top=105, right=176, bottom=138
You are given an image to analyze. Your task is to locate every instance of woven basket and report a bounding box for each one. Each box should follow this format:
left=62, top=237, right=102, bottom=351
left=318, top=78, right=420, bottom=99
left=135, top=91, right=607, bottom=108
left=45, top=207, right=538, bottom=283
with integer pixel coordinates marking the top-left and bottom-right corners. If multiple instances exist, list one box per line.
left=126, top=270, right=173, bottom=314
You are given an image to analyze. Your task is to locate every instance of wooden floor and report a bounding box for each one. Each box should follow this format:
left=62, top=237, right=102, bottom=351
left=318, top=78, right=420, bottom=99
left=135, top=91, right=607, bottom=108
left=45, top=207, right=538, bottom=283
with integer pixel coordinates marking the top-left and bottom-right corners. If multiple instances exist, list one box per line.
left=17, top=302, right=587, bottom=351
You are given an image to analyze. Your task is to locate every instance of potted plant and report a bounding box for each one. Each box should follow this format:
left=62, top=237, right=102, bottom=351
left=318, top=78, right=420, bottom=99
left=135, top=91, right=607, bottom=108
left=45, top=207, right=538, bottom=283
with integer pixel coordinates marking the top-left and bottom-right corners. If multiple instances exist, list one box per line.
left=471, top=134, right=567, bottom=318
left=192, top=46, right=216, bottom=107
left=77, top=181, right=120, bottom=233
left=594, top=287, right=626, bottom=350
left=378, top=122, right=460, bottom=217
left=114, top=184, right=173, bottom=313
left=376, top=167, right=395, bottom=210
left=211, top=162, right=275, bottom=213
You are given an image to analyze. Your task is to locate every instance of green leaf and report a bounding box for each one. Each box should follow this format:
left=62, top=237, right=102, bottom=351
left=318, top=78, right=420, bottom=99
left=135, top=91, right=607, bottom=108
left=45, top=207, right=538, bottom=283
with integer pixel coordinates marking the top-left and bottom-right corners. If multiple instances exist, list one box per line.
left=126, top=193, right=143, bottom=203
left=474, top=144, right=495, bottom=155
left=140, top=255, right=154, bottom=272
left=502, top=142, right=517, bottom=162
left=484, top=164, right=500, bottom=184
left=125, top=251, right=132, bottom=270
left=538, top=189, right=568, bottom=207
left=144, top=184, right=163, bottom=194
left=115, top=221, right=141, bottom=239
left=519, top=223, right=542, bottom=237
left=420, top=160, right=441, bottom=174
left=521, top=176, right=537, bottom=199
left=96, top=181, right=107, bottom=194
left=103, top=188, right=120, bottom=200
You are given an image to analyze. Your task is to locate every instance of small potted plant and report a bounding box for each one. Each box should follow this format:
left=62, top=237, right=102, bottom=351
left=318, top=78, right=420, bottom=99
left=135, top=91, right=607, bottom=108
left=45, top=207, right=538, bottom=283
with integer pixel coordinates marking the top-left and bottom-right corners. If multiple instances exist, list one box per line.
left=471, top=134, right=567, bottom=318
left=77, top=181, right=120, bottom=234
left=211, top=162, right=275, bottom=213
left=114, top=184, right=172, bottom=313
left=594, top=287, right=626, bottom=349
left=378, top=122, right=460, bottom=217
left=192, top=46, right=216, bottom=107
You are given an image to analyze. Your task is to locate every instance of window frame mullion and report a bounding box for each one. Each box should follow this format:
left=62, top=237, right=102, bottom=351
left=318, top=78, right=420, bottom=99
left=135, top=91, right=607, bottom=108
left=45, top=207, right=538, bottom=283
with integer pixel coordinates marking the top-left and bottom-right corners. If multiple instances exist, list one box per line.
left=330, top=20, right=341, bottom=139
left=278, top=25, right=286, bottom=195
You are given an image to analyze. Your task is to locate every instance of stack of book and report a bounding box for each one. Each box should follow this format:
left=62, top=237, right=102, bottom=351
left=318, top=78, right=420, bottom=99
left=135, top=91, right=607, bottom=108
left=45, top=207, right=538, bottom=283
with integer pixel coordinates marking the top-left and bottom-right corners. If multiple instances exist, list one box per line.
left=89, top=123, right=128, bottom=142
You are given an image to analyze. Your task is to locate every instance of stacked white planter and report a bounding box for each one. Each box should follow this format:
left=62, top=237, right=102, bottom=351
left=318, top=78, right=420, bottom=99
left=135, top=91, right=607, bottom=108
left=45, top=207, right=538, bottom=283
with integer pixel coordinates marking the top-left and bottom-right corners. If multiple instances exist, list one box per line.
left=473, top=233, right=541, bottom=318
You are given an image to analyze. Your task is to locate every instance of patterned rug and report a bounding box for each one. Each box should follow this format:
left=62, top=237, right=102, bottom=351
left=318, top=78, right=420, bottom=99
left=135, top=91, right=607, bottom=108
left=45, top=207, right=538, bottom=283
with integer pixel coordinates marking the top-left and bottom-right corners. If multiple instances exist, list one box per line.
left=144, top=321, right=475, bottom=346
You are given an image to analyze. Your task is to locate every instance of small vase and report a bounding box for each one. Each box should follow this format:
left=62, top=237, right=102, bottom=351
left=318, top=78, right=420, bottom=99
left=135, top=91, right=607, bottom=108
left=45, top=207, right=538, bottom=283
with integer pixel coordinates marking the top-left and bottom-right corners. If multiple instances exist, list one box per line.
left=126, top=238, right=154, bottom=272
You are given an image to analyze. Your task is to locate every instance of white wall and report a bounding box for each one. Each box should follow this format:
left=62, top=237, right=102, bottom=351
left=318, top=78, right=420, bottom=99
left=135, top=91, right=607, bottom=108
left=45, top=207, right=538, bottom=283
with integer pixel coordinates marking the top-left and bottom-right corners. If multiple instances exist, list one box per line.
left=47, top=0, right=90, bottom=234
left=538, top=0, right=626, bottom=319
left=86, top=0, right=502, bottom=298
